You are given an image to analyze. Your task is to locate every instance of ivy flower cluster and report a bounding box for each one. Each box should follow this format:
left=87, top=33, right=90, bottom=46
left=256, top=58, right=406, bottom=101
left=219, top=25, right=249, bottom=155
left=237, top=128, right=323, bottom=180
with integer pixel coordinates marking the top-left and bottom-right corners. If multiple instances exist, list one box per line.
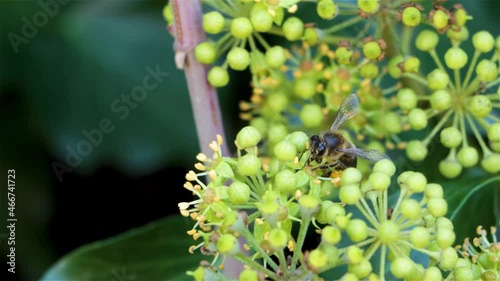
left=180, top=127, right=459, bottom=281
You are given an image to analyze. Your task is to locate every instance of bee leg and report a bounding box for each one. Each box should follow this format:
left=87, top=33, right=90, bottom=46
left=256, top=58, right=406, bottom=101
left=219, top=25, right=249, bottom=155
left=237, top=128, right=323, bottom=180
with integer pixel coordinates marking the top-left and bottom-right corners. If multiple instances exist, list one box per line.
left=313, top=161, right=340, bottom=171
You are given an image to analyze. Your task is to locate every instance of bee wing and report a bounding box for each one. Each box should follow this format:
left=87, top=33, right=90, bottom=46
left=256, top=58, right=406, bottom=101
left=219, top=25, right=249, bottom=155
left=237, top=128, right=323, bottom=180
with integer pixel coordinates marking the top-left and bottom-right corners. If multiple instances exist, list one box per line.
left=337, top=147, right=390, bottom=162
left=330, top=94, right=359, bottom=131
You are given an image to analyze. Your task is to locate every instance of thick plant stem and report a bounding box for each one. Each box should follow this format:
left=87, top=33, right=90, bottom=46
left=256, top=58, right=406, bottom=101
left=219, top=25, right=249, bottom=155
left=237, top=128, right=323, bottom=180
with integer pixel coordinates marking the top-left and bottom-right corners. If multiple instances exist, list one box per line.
left=171, top=0, right=239, bottom=277
left=171, top=0, right=228, bottom=157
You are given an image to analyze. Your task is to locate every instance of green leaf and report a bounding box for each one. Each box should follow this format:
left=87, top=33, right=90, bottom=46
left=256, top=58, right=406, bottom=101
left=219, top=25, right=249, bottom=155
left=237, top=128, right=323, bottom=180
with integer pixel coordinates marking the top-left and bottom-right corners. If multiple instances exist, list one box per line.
left=41, top=215, right=203, bottom=281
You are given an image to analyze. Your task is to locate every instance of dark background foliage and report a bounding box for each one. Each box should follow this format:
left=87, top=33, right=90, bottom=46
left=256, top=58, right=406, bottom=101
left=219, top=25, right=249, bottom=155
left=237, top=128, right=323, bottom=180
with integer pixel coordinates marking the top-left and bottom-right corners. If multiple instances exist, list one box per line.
left=0, top=1, right=498, bottom=281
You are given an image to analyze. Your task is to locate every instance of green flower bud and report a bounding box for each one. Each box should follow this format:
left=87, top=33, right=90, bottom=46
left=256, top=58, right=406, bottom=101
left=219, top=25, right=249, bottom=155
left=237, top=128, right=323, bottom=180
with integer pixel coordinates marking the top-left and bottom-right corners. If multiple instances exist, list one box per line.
left=285, top=131, right=309, bottom=152
left=457, top=146, right=479, bottom=167
left=237, top=154, right=262, bottom=176
left=476, top=59, right=498, bottom=82
left=401, top=198, right=421, bottom=219
left=217, top=234, right=239, bottom=254
left=403, top=56, right=420, bottom=73
left=481, top=153, right=500, bottom=173
left=406, top=140, right=428, bottom=161
left=454, top=266, right=473, bottom=281
left=391, top=257, right=414, bottom=279
left=357, top=0, right=380, bottom=15
left=231, top=17, right=253, bottom=39
left=430, top=90, right=452, bottom=111
left=268, top=228, right=288, bottom=249
left=491, top=141, right=500, bottom=153
left=266, top=91, right=289, bottom=113
left=410, top=226, right=430, bottom=248
left=446, top=25, right=469, bottom=43
left=378, top=220, right=399, bottom=243
left=195, top=42, right=217, bottom=64
left=228, top=182, right=251, bottom=204
left=472, top=31, right=495, bottom=53
left=275, top=169, right=298, bottom=194
left=298, top=194, right=321, bottom=217
left=440, top=127, right=462, bottom=148
left=397, top=88, right=418, bottom=112
left=427, top=197, right=448, bottom=217
left=265, top=46, right=287, bottom=68
left=373, top=159, right=396, bottom=176
left=203, top=11, right=225, bottom=34
left=383, top=112, right=402, bottom=134
left=268, top=123, right=288, bottom=144
left=250, top=7, right=273, bottom=32
left=423, top=267, right=442, bottom=281
left=236, top=126, right=262, bottom=149
left=468, top=95, right=492, bottom=118
left=340, top=183, right=362, bottom=204
left=348, top=259, right=372, bottom=279
left=162, top=4, right=173, bottom=24
left=402, top=6, right=421, bottom=27
left=316, top=202, right=345, bottom=224
left=388, top=55, right=404, bottom=78
left=294, top=77, right=316, bottom=99
left=427, top=68, right=449, bottom=90
left=309, top=248, right=328, bottom=269
left=238, top=269, right=258, bottom=281
left=439, top=247, right=458, bottom=271
left=317, top=0, right=338, bottom=19
left=249, top=117, right=267, bottom=138
left=274, top=140, right=297, bottom=162
left=431, top=9, right=449, bottom=30
left=346, top=219, right=368, bottom=242
left=444, top=48, right=468, bottom=70
left=335, top=46, right=353, bottom=65
left=363, top=41, right=382, bottom=60
left=454, top=7, right=468, bottom=27
left=282, top=17, right=304, bottom=41
left=346, top=245, right=364, bottom=264
left=490, top=123, right=500, bottom=141
left=300, top=104, right=323, bottom=128
left=425, top=183, right=444, bottom=198
left=436, top=217, right=454, bottom=230
left=341, top=167, right=362, bottom=184
left=360, top=63, right=379, bottom=79
left=408, top=108, right=428, bottom=130
left=436, top=227, right=455, bottom=249
left=228, top=47, right=250, bottom=71
left=439, top=158, right=462, bottom=178
left=207, top=66, right=229, bottom=88
left=322, top=225, right=342, bottom=244
left=368, top=172, right=391, bottom=191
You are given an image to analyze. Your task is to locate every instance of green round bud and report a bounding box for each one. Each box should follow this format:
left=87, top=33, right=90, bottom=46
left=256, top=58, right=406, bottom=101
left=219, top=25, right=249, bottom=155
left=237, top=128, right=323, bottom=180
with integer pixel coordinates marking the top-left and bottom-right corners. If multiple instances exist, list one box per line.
left=431, top=9, right=449, bottom=30
left=373, top=159, right=396, bottom=176
left=228, top=182, right=251, bottom=204
left=294, top=77, right=316, bottom=99
left=266, top=46, right=287, bottom=68
left=489, top=123, right=500, bottom=141
left=300, top=104, right=323, bottom=128
left=203, top=11, right=225, bottom=34
left=378, top=220, right=399, bottom=243
left=195, top=42, right=217, bottom=64
left=231, top=17, right=253, bottom=39
left=285, top=131, right=309, bottom=152
left=322, top=226, right=342, bottom=245
left=227, top=47, right=250, bottom=71
left=439, top=247, right=458, bottom=271
left=268, top=123, right=288, bottom=144
left=477, top=253, right=497, bottom=270
left=388, top=55, right=404, bottom=78
left=439, top=158, right=462, bottom=178
left=406, top=140, right=428, bottom=161
left=250, top=8, right=273, bottom=32
left=436, top=228, right=455, bottom=249
left=397, top=171, right=413, bottom=185
left=239, top=269, right=258, bottom=281
left=266, top=91, right=288, bottom=113
left=457, top=146, right=479, bottom=167
left=282, top=17, right=304, bottom=41
left=468, top=95, right=492, bottom=118
left=402, top=6, right=421, bottom=27
left=430, top=90, right=452, bottom=111
left=236, top=126, right=262, bottom=149
left=346, top=219, right=368, bottom=242
left=440, top=127, right=462, bottom=148
left=410, top=226, right=430, bottom=248
left=317, top=0, right=338, bottom=19
left=476, top=59, right=498, bottom=82
left=275, top=170, right=298, bottom=194
left=481, top=153, right=500, bottom=173
left=347, top=245, right=364, bottom=264
left=472, top=31, right=495, bottom=53
left=268, top=228, right=288, bottom=249
left=425, top=183, right=444, bottom=198
left=340, top=183, right=362, bottom=204
left=237, top=154, right=261, bottom=176
left=391, top=257, right=413, bottom=278
left=427, top=68, right=449, bottom=90
left=368, top=172, right=391, bottom=191
left=217, top=234, right=238, bottom=254
left=274, top=140, right=297, bottom=162
left=454, top=8, right=468, bottom=26
left=357, top=0, right=380, bottom=14
left=436, top=217, right=454, bottom=230
left=316, top=202, right=345, bottom=224
left=363, top=41, right=382, bottom=60
left=348, top=259, right=372, bottom=279
left=360, top=63, right=379, bottom=79
left=335, top=46, right=353, bottom=65
left=401, top=198, right=421, bottom=219
left=207, top=66, right=229, bottom=87
left=423, top=267, right=442, bottom=281
left=383, top=112, right=402, bottom=134
left=407, top=172, right=427, bottom=192
left=491, top=141, right=500, bottom=153
left=397, top=88, right=418, bottom=112
left=298, top=194, right=321, bottom=217
left=427, top=197, right=448, bottom=217
left=408, top=108, right=428, bottom=130
left=162, top=4, right=173, bottom=24
left=308, top=249, right=328, bottom=269
left=403, top=56, right=420, bottom=73
left=444, top=47, right=468, bottom=70
left=446, top=25, right=469, bottom=43
left=454, top=266, right=473, bottom=281
left=341, top=167, right=362, bottom=184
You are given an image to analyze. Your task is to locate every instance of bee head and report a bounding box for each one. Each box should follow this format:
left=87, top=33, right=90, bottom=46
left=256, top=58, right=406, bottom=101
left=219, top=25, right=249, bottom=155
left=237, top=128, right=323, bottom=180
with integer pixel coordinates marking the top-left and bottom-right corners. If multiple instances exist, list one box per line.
left=308, top=135, right=325, bottom=163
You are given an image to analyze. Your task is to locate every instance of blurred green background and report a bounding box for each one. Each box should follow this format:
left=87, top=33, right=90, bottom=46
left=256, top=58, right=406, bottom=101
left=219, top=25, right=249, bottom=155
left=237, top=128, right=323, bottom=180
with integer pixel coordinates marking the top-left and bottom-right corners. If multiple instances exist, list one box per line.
left=0, top=0, right=498, bottom=280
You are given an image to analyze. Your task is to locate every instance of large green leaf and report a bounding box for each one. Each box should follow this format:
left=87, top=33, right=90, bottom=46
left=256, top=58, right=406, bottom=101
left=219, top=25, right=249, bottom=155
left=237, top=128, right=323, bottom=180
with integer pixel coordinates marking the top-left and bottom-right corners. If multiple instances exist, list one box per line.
left=42, top=215, right=203, bottom=281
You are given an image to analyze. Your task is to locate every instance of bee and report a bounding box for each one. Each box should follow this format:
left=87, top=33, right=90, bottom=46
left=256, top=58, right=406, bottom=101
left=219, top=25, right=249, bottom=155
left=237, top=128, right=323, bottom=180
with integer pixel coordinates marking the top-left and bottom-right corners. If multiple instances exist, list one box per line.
left=306, top=94, right=388, bottom=172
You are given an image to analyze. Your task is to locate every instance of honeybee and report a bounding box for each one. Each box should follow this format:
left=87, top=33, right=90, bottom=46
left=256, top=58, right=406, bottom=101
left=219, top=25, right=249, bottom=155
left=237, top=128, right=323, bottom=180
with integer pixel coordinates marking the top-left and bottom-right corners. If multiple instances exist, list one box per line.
left=306, top=94, right=388, bottom=172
